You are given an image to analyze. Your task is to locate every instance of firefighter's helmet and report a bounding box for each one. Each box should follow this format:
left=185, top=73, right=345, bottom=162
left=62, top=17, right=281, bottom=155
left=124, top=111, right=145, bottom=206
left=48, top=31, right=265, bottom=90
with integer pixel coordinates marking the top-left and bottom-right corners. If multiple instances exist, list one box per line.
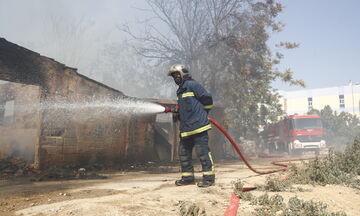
left=168, top=64, right=190, bottom=77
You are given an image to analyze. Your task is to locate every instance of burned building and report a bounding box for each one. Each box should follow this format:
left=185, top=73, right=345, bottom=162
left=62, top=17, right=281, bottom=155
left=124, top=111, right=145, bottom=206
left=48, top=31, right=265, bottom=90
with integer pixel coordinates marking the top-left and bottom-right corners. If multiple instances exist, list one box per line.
left=0, top=38, right=160, bottom=169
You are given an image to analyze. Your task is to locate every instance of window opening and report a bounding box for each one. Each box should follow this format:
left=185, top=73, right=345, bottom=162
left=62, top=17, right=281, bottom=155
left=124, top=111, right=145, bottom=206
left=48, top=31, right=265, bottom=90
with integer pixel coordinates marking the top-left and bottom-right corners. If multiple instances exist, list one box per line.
left=339, top=95, right=345, bottom=108
left=0, top=100, right=15, bottom=124
left=307, top=97, right=313, bottom=110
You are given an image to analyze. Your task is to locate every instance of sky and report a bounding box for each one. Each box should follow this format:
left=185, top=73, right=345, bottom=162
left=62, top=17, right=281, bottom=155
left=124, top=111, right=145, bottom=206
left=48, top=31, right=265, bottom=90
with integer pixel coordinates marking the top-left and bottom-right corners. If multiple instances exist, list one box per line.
left=271, top=0, right=360, bottom=90
left=0, top=0, right=359, bottom=91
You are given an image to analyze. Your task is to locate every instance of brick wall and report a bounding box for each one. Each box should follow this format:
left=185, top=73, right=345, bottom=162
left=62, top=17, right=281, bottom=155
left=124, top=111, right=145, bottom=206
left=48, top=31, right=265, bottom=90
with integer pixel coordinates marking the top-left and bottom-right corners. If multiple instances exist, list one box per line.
left=0, top=38, right=158, bottom=169
left=38, top=67, right=157, bottom=168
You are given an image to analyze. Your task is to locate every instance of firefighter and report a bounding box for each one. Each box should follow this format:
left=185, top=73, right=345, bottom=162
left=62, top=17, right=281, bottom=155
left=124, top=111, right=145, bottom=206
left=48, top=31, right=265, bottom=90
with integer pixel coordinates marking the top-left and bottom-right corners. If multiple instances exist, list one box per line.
left=168, top=64, right=215, bottom=187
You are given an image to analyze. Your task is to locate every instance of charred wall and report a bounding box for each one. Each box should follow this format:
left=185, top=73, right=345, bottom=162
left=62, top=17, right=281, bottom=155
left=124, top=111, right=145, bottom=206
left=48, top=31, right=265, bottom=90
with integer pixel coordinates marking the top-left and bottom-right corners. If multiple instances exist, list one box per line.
left=0, top=38, right=157, bottom=169
left=0, top=38, right=50, bottom=87
left=38, top=63, right=157, bottom=168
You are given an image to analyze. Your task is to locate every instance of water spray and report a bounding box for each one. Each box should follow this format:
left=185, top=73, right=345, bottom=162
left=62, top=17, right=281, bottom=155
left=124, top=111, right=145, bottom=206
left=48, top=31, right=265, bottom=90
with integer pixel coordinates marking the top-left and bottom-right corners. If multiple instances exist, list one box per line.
left=11, top=97, right=167, bottom=116
left=39, top=97, right=166, bottom=115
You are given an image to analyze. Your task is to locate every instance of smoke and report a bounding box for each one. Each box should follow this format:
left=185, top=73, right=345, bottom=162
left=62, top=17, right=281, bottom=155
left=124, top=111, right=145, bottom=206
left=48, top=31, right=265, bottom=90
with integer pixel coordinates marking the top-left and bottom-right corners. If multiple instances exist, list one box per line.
left=0, top=0, right=170, bottom=99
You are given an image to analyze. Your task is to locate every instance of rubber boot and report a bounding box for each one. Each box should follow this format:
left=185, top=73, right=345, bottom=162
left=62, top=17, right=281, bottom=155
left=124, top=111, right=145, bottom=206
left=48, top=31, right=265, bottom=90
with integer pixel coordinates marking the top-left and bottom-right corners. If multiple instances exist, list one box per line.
left=197, top=179, right=215, bottom=187
left=175, top=177, right=195, bottom=186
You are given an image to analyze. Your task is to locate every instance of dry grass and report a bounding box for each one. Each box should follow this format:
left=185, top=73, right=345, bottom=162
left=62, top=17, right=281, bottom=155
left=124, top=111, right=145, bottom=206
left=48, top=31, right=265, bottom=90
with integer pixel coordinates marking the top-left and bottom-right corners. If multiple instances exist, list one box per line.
left=179, top=202, right=207, bottom=216
left=257, top=139, right=360, bottom=192
left=230, top=139, right=360, bottom=216
left=251, top=194, right=346, bottom=216
left=290, top=139, right=360, bottom=188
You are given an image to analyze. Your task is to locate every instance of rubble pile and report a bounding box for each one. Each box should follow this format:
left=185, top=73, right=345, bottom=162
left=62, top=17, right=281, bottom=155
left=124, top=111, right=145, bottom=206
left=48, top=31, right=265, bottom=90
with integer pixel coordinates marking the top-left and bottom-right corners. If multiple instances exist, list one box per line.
left=115, top=161, right=177, bottom=173
left=32, top=167, right=107, bottom=181
left=0, top=156, right=107, bottom=181
left=0, top=157, right=38, bottom=178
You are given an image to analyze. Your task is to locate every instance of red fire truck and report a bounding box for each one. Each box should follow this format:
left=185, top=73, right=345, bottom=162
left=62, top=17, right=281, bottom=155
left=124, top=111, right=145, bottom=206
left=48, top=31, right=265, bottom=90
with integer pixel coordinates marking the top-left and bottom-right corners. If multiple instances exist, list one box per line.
left=264, top=115, right=326, bottom=155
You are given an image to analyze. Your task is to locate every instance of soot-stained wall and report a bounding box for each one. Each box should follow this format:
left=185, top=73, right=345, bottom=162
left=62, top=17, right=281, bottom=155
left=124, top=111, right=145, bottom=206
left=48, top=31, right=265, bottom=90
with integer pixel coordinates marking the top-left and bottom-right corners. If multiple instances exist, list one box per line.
left=0, top=38, right=157, bottom=169
left=39, top=68, right=157, bottom=168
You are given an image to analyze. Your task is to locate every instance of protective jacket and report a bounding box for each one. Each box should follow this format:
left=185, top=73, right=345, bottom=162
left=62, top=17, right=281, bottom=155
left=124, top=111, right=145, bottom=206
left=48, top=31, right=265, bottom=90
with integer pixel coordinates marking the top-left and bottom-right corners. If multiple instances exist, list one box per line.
left=177, top=78, right=213, bottom=138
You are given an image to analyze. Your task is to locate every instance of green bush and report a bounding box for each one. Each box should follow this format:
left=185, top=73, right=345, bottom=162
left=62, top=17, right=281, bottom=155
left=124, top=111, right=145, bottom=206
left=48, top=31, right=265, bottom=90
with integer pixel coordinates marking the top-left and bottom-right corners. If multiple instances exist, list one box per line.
left=283, top=196, right=346, bottom=216
left=308, top=106, right=360, bottom=148
left=250, top=194, right=346, bottom=216
left=251, top=193, right=284, bottom=211
left=257, top=175, right=293, bottom=192
left=179, top=202, right=207, bottom=216
left=291, top=139, right=360, bottom=187
left=232, top=179, right=255, bottom=201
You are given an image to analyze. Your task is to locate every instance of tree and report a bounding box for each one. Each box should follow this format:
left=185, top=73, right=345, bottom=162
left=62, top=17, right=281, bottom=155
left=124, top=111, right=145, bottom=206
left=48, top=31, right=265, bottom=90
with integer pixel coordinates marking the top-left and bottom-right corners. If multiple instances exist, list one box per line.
left=42, top=15, right=95, bottom=70
left=95, top=41, right=175, bottom=98
left=309, top=106, right=360, bottom=149
left=123, top=0, right=304, bottom=139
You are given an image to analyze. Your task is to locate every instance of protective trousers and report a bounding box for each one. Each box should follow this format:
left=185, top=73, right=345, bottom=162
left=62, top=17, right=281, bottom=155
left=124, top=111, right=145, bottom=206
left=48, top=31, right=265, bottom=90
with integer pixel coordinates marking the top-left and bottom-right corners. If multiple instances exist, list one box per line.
left=179, top=131, right=215, bottom=181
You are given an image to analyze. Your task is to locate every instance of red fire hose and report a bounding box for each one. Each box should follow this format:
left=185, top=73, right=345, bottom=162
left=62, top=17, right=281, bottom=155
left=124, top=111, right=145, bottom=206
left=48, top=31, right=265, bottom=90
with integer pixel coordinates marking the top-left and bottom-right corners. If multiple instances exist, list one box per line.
left=208, top=118, right=313, bottom=216
left=209, top=118, right=288, bottom=174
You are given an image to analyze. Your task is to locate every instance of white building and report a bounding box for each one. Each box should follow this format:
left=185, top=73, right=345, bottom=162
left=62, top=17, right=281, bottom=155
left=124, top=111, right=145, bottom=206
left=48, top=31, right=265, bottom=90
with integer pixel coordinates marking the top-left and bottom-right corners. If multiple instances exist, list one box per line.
left=278, top=83, right=360, bottom=117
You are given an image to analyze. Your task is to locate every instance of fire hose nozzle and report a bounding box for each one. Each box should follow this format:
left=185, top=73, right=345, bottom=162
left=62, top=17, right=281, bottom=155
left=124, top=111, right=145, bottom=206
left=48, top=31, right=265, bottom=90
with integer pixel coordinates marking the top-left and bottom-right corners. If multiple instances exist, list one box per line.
left=164, top=106, right=171, bottom=113
left=164, top=104, right=179, bottom=113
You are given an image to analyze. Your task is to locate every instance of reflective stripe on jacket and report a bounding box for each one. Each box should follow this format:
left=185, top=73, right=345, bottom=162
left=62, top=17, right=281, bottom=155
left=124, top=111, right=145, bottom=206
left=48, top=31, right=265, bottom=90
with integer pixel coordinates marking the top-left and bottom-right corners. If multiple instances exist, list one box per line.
left=177, top=79, right=213, bottom=138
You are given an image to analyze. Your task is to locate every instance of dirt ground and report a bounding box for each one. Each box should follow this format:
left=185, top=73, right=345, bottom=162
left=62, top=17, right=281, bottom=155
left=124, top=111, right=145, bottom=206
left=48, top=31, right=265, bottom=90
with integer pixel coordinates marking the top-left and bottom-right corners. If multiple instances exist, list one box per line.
left=1, top=158, right=360, bottom=216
